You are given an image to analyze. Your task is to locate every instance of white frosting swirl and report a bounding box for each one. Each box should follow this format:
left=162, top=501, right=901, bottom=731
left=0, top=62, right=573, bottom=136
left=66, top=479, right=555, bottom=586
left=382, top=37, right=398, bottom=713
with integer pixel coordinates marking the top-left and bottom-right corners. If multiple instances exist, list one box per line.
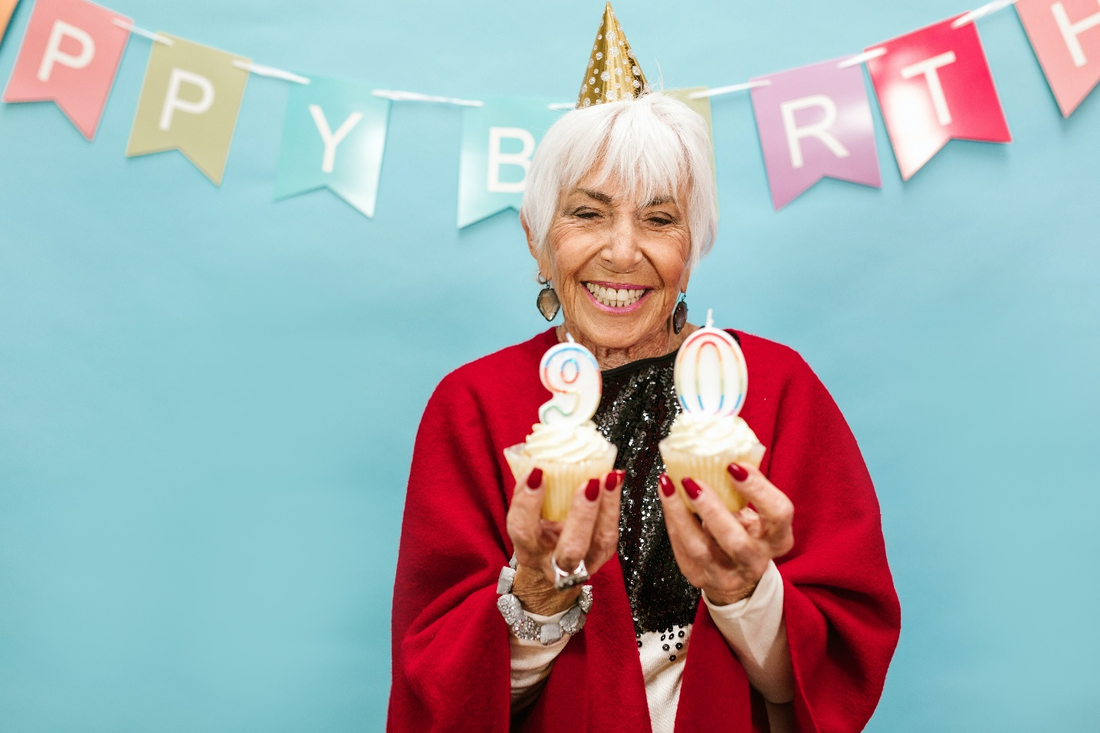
left=662, top=412, right=761, bottom=457
left=524, top=420, right=610, bottom=462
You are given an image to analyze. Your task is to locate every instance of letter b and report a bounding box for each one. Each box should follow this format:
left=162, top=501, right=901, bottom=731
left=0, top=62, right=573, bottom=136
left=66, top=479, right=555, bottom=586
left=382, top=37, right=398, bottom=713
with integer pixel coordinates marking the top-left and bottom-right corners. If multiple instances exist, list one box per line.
left=487, top=127, right=535, bottom=194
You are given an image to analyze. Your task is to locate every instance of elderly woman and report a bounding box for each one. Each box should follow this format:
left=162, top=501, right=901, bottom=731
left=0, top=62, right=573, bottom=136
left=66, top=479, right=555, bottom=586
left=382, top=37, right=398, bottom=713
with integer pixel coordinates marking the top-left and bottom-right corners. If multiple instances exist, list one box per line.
left=388, top=93, right=900, bottom=732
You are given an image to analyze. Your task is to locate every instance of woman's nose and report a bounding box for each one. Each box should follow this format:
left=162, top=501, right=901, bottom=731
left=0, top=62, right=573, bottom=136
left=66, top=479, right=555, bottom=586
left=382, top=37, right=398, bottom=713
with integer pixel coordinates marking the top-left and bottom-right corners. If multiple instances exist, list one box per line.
left=602, top=218, right=642, bottom=270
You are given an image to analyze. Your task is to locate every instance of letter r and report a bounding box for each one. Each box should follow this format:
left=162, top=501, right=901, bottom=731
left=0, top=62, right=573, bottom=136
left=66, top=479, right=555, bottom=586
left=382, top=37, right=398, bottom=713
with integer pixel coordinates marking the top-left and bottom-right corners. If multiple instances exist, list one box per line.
left=779, top=95, right=850, bottom=169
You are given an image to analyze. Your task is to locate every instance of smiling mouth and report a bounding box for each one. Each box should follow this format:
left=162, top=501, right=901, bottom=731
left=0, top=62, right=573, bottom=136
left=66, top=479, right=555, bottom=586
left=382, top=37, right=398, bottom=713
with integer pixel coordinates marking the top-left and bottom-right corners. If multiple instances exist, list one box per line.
left=584, top=282, right=649, bottom=309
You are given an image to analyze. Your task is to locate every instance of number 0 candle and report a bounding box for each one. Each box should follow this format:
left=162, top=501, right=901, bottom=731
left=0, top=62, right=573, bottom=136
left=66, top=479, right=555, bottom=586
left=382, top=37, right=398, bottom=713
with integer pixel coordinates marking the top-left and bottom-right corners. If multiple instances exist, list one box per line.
left=673, top=309, right=749, bottom=417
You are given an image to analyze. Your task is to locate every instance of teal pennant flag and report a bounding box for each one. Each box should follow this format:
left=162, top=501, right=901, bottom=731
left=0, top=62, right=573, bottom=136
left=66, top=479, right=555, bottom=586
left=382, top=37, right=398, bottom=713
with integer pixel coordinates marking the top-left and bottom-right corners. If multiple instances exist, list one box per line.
left=274, top=76, right=391, bottom=218
left=457, top=98, right=562, bottom=228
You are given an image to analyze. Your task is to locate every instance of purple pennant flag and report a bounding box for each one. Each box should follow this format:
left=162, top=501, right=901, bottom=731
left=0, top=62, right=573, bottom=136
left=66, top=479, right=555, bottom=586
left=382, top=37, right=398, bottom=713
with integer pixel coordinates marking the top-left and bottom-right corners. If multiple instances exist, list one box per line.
left=750, top=57, right=881, bottom=210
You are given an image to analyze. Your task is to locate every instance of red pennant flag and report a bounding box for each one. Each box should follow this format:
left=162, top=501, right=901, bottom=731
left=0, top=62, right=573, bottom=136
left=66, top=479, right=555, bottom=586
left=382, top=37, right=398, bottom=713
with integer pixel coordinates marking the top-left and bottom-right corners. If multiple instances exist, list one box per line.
left=1017, top=0, right=1100, bottom=116
left=865, top=16, right=1012, bottom=180
left=2, top=0, right=131, bottom=140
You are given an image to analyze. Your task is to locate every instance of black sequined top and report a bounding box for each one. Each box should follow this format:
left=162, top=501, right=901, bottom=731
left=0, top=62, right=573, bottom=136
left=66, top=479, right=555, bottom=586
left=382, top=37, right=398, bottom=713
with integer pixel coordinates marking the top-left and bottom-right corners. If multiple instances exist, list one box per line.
left=592, top=351, right=699, bottom=636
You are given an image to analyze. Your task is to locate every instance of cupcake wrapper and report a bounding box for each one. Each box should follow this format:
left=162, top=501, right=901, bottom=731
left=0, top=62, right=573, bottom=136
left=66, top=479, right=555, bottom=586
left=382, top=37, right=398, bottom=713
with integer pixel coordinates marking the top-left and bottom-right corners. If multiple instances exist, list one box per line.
left=658, top=441, right=766, bottom=512
left=504, top=444, right=619, bottom=522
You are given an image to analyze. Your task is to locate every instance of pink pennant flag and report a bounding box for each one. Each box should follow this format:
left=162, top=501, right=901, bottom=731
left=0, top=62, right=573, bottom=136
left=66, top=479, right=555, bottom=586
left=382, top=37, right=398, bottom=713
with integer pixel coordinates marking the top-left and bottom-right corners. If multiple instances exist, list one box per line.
left=865, top=16, right=1012, bottom=181
left=2, top=0, right=131, bottom=140
left=1017, top=0, right=1100, bottom=116
left=750, top=58, right=881, bottom=210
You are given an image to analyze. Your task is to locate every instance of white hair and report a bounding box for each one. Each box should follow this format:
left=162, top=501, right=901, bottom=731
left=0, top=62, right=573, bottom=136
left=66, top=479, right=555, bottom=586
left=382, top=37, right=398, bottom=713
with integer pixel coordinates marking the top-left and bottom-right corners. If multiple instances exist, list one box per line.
left=521, top=92, right=718, bottom=271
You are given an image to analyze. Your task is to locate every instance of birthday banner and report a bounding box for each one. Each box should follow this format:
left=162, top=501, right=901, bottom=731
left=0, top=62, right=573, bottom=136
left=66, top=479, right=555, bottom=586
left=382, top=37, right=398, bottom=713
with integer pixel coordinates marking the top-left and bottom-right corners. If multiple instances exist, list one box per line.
left=1016, top=0, right=1100, bottom=116
left=274, top=76, right=391, bottom=218
left=125, top=34, right=249, bottom=185
left=3, top=0, right=130, bottom=140
left=866, top=16, right=1012, bottom=181
left=751, top=58, right=882, bottom=210
left=458, top=98, right=563, bottom=228
left=2, top=0, right=1100, bottom=219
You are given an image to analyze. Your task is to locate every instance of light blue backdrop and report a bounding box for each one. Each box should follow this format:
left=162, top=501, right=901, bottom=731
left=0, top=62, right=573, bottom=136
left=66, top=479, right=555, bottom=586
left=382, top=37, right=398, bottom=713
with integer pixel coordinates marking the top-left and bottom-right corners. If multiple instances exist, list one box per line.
left=1, top=0, right=1097, bottom=730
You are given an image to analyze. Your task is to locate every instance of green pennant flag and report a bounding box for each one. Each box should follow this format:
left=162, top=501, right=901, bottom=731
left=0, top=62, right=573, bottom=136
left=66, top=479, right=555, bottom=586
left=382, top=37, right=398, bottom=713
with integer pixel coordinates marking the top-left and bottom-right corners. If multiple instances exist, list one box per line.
left=125, top=34, right=249, bottom=185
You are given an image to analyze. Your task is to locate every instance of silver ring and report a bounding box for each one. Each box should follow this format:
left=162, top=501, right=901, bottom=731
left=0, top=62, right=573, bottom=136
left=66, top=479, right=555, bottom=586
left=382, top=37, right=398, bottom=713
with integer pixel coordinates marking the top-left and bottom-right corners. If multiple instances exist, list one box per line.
left=551, top=555, right=589, bottom=590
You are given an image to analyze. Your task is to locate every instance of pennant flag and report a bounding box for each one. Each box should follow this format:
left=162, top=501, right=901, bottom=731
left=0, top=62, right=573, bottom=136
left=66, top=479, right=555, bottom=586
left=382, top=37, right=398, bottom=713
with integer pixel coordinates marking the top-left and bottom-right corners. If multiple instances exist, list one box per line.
left=2, top=0, right=131, bottom=140
left=749, top=58, right=881, bottom=210
left=457, top=98, right=560, bottom=228
left=125, top=34, right=249, bottom=185
left=273, top=77, right=391, bottom=218
left=665, top=87, right=718, bottom=181
left=1, top=0, right=18, bottom=43
left=1017, top=0, right=1100, bottom=116
left=866, top=16, right=1011, bottom=181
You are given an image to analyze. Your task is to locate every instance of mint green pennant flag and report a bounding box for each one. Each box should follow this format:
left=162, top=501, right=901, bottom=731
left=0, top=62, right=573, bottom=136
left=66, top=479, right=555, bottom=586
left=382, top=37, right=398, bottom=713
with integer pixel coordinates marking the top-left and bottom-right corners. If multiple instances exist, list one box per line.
left=457, top=98, right=562, bottom=229
left=273, top=76, right=390, bottom=218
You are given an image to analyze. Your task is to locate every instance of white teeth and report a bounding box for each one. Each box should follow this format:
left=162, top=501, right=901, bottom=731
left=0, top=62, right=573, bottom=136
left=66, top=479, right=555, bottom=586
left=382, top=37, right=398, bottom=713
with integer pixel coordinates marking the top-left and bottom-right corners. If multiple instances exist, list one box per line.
left=585, top=283, right=645, bottom=308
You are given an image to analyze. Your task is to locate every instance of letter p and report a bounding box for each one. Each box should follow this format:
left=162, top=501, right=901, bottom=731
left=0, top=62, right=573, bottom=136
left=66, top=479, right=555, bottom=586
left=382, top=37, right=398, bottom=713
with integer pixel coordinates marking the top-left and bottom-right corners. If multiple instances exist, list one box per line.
left=37, top=20, right=95, bottom=83
left=159, top=68, right=215, bottom=132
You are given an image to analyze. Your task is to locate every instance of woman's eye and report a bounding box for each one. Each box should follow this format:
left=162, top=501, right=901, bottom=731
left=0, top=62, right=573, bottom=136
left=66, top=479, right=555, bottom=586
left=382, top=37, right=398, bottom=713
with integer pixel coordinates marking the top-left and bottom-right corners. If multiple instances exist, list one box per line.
left=574, top=209, right=601, bottom=219
left=648, top=216, right=674, bottom=226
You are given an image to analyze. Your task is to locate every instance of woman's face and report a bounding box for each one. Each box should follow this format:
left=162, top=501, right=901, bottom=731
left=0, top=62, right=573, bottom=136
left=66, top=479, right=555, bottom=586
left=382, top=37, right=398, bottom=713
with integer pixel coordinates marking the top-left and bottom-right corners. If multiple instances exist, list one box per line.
left=528, top=170, right=692, bottom=355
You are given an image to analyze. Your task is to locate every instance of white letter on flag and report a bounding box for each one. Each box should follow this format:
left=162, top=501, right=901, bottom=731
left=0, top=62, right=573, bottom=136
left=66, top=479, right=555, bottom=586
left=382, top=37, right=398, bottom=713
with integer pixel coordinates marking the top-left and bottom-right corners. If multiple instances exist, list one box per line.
left=309, top=105, right=363, bottom=174
left=901, top=52, right=957, bottom=126
left=159, top=69, right=215, bottom=131
left=779, top=95, right=850, bottom=169
left=487, top=127, right=535, bottom=193
left=37, top=20, right=95, bottom=82
left=1052, top=1, right=1100, bottom=68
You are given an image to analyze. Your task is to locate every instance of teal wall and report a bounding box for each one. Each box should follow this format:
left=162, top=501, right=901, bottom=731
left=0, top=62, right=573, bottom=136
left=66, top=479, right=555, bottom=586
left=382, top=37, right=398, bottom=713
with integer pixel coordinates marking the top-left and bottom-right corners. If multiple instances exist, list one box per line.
left=1, top=0, right=1097, bottom=730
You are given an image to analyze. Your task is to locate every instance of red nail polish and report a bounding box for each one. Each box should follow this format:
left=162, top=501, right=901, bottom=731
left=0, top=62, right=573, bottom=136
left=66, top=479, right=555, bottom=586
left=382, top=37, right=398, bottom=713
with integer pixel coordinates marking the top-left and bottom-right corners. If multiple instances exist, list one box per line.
left=585, top=478, right=600, bottom=501
left=527, top=468, right=543, bottom=489
left=658, top=474, right=675, bottom=497
left=682, top=477, right=701, bottom=500
left=727, top=463, right=749, bottom=482
left=606, top=470, right=625, bottom=492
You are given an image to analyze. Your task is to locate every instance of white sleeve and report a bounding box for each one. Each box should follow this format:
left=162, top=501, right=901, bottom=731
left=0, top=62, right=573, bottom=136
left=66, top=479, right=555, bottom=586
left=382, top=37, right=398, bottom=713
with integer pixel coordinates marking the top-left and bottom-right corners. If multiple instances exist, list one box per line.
left=509, top=608, right=571, bottom=710
left=702, top=560, right=794, bottom=704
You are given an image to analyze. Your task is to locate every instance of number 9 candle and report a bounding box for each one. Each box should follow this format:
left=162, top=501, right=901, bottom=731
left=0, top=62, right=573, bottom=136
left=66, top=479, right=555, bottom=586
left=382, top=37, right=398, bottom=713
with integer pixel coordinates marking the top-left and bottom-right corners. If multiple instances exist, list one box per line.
left=504, top=336, right=618, bottom=521
left=659, top=311, right=766, bottom=511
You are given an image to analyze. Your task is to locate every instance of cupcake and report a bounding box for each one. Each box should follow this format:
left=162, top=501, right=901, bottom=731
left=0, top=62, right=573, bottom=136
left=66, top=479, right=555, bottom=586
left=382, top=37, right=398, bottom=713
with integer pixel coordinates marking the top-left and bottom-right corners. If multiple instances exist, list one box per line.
left=659, top=311, right=765, bottom=511
left=504, top=338, right=617, bottom=521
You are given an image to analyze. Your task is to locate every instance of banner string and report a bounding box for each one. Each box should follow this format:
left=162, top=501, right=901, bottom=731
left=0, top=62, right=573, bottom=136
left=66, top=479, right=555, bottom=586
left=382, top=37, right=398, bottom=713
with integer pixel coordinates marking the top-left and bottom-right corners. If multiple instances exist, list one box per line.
left=370, top=89, right=483, bottom=107
left=111, top=19, right=171, bottom=46
left=953, top=0, right=1020, bottom=28
left=231, top=61, right=310, bottom=85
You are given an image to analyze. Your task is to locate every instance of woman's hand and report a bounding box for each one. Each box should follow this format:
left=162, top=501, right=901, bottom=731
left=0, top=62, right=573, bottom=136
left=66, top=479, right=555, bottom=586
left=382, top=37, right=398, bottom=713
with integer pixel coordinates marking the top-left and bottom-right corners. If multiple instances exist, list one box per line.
left=658, top=463, right=794, bottom=606
left=506, top=468, right=624, bottom=615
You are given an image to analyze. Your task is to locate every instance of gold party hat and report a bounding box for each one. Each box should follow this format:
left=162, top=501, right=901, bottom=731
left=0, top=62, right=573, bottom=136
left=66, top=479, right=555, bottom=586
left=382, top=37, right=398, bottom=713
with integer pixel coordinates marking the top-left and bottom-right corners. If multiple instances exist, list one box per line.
left=577, top=3, right=650, bottom=108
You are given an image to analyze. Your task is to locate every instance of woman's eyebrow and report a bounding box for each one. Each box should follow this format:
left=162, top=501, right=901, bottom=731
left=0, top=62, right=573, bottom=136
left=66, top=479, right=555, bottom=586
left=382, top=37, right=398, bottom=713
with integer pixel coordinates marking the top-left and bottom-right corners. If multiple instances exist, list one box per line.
left=644, top=197, right=675, bottom=207
left=572, top=187, right=613, bottom=204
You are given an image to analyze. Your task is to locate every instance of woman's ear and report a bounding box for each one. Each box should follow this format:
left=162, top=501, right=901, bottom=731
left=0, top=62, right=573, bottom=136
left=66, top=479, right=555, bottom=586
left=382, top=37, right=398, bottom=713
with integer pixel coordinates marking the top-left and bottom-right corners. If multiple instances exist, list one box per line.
left=522, top=215, right=551, bottom=277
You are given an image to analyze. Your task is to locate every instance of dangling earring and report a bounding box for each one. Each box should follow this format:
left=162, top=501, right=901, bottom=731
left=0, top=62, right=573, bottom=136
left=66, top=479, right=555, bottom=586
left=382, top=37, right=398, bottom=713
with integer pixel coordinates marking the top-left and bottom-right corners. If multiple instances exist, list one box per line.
left=536, top=274, right=561, bottom=321
left=672, top=294, right=688, bottom=334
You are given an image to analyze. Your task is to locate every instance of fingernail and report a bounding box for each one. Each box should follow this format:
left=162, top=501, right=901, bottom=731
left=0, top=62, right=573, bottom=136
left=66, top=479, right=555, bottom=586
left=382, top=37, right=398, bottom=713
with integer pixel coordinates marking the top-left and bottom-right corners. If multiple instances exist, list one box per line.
left=606, top=470, right=625, bottom=492
left=527, top=468, right=543, bottom=490
left=682, top=477, right=701, bottom=500
left=727, top=463, right=749, bottom=482
left=585, top=478, right=600, bottom=502
left=658, top=473, right=675, bottom=497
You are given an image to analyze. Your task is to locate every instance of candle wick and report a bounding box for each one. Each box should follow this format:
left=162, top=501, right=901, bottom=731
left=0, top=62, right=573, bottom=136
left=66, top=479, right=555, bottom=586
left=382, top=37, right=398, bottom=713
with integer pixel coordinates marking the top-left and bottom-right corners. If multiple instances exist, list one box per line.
left=706, top=309, right=714, bottom=328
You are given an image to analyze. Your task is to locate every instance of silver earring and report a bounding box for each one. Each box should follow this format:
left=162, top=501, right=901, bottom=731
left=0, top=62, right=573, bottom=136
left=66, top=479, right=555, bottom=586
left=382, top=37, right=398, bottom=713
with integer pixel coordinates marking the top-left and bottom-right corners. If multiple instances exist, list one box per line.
left=537, top=275, right=561, bottom=321
left=672, top=295, right=688, bottom=334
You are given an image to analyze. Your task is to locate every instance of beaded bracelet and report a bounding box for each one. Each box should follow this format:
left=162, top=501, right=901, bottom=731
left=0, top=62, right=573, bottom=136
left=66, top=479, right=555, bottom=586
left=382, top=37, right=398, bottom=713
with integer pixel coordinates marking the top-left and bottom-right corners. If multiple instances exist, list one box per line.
left=495, top=555, right=593, bottom=645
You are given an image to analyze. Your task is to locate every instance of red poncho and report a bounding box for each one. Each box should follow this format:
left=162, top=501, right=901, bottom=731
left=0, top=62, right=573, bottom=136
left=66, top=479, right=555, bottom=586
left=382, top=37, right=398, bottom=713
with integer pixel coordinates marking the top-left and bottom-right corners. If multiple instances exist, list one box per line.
left=389, top=328, right=900, bottom=732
